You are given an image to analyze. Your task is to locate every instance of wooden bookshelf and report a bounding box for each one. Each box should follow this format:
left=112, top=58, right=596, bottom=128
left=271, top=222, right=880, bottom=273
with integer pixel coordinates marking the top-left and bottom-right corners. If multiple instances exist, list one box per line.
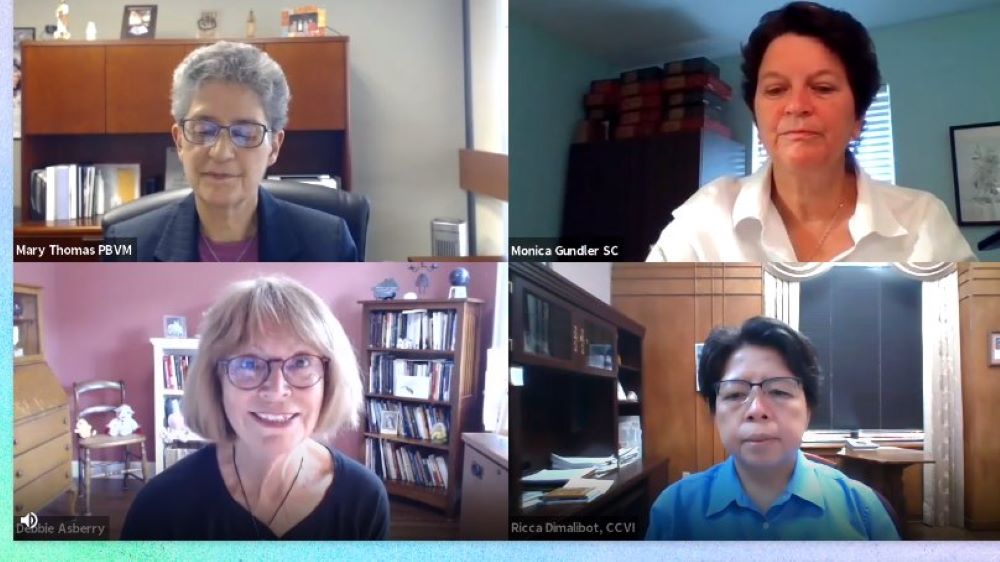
left=150, top=337, right=206, bottom=474
left=17, top=37, right=351, bottom=240
left=360, top=299, right=484, bottom=517
left=509, top=263, right=652, bottom=527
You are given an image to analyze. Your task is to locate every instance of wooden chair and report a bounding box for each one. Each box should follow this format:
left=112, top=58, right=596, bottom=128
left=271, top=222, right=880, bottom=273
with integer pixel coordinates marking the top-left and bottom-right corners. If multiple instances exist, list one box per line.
left=73, top=380, right=148, bottom=515
left=803, top=451, right=904, bottom=538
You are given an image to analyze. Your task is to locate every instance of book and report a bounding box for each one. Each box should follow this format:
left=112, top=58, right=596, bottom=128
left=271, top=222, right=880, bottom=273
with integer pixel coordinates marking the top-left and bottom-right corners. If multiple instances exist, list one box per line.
left=619, top=80, right=661, bottom=98
left=661, top=73, right=732, bottom=100
left=663, top=57, right=721, bottom=78
left=620, top=66, right=663, bottom=83
left=619, top=109, right=662, bottom=126
left=541, top=486, right=602, bottom=502
left=619, top=94, right=662, bottom=112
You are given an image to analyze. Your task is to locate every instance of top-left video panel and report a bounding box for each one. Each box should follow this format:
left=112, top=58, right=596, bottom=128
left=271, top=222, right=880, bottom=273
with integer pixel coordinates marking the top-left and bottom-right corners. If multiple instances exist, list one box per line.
left=13, top=0, right=508, bottom=262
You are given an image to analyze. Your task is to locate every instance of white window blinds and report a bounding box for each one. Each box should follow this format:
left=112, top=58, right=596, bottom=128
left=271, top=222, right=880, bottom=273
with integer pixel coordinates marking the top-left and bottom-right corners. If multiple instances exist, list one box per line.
left=751, top=84, right=895, bottom=184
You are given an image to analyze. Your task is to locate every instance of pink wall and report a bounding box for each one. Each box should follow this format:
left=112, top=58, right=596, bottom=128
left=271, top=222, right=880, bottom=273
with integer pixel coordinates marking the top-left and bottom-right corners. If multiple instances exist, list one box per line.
left=13, top=262, right=498, bottom=463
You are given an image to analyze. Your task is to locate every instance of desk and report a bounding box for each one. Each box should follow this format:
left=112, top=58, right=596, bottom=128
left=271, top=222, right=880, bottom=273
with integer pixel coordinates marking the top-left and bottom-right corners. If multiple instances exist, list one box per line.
left=837, top=446, right=934, bottom=527
left=516, top=458, right=668, bottom=539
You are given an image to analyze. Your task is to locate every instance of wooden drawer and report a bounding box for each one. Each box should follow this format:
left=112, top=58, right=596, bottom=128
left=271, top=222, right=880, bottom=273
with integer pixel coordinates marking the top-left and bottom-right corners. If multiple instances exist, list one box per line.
left=15, top=432, right=72, bottom=491
left=459, top=443, right=508, bottom=539
left=14, top=406, right=70, bottom=456
left=14, top=463, right=73, bottom=515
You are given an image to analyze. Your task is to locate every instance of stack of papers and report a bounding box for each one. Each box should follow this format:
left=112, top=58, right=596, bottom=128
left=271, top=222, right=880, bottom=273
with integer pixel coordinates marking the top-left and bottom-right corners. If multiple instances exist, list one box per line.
left=521, top=491, right=544, bottom=509
left=521, top=467, right=595, bottom=485
left=541, top=477, right=615, bottom=505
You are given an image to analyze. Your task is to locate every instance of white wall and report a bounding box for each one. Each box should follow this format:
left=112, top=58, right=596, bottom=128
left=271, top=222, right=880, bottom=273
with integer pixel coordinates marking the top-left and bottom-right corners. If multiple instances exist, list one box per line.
left=551, top=262, right=612, bottom=304
left=468, top=0, right=507, bottom=257
left=13, top=0, right=472, bottom=261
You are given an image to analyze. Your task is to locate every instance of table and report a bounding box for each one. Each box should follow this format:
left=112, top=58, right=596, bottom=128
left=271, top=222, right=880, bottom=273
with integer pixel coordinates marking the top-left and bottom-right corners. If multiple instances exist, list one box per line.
left=837, top=446, right=935, bottom=529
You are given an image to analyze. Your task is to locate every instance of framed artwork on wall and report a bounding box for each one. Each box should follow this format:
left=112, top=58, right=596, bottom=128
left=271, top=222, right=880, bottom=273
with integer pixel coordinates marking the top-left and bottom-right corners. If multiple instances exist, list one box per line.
left=122, top=5, right=158, bottom=39
left=950, top=121, right=1000, bottom=225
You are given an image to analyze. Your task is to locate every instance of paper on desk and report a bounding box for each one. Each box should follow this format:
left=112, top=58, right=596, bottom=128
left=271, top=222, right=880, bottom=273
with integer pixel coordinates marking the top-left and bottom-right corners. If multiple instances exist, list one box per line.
left=565, top=477, right=615, bottom=496
left=521, top=468, right=595, bottom=484
left=551, top=453, right=617, bottom=469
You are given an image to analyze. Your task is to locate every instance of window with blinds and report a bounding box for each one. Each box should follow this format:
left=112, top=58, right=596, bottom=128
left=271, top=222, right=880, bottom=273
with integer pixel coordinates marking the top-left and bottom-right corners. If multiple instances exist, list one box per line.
left=751, top=84, right=895, bottom=183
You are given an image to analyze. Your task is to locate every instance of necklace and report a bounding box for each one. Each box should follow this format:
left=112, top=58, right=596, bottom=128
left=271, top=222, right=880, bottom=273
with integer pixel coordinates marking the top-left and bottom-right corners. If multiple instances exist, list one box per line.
left=202, top=234, right=256, bottom=262
left=804, top=186, right=849, bottom=262
left=233, top=443, right=304, bottom=536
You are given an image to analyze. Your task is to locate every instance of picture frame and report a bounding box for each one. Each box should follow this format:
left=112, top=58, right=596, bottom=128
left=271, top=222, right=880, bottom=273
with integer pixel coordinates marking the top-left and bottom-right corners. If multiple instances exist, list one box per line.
left=694, top=342, right=704, bottom=391
left=379, top=410, right=400, bottom=436
left=121, top=5, right=158, bottom=39
left=163, top=315, right=187, bottom=339
left=990, top=332, right=1000, bottom=367
left=13, top=28, right=34, bottom=140
left=949, top=121, right=1000, bottom=225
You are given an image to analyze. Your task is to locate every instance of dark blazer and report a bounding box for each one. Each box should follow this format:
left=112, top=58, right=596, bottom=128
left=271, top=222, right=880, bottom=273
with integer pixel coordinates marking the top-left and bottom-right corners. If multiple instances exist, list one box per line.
left=105, top=188, right=359, bottom=262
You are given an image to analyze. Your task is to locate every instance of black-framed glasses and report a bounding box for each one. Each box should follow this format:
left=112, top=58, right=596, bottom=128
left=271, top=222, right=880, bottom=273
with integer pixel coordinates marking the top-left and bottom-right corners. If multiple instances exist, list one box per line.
left=217, top=354, right=328, bottom=390
left=713, top=377, right=803, bottom=407
left=179, top=119, right=271, bottom=148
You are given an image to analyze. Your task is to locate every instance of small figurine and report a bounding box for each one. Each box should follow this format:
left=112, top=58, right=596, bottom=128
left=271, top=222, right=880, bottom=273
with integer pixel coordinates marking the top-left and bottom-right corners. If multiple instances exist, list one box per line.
left=85, top=21, right=96, bottom=41
left=246, top=10, right=257, bottom=38
left=54, top=1, right=71, bottom=40
left=372, top=278, right=399, bottom=300
left=408, top=262, right=439, bottom=296
left=448, top=267, right=470, bottom=299
left=107, top=404, right=140, bottom=437
left=75, top=417, right=96, bottom=439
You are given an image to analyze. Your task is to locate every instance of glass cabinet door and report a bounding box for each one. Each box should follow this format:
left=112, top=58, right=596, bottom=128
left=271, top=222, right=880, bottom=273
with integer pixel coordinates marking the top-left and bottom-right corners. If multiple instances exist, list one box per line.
left=513, top=278, right=575, bottom=367
left=579, top=312, right=617, bottom=373
left=13, top=285, right=42, bottom=364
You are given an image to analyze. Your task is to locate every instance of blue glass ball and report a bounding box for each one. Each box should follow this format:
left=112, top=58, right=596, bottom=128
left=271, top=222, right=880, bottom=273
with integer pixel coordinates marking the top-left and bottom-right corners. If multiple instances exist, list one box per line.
left=449, top=267, right=470, bottom=287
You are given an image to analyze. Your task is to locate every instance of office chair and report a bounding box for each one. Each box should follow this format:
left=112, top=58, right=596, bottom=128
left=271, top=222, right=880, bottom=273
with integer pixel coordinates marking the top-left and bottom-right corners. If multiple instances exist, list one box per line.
left=802, top=451, right=905, bottom=538
left=101, top=179, right=371, bottom=260
left=73, top=380, right=149, bottom=516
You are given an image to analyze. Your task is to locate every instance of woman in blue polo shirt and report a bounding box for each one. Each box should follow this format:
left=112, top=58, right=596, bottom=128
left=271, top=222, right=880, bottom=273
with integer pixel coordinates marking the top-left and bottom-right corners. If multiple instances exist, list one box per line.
left=646, top=316, right=899, bottom=540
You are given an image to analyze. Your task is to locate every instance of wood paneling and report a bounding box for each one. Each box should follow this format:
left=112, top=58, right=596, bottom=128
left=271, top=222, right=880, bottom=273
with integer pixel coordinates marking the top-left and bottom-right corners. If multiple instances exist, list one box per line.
left=23, top=45, right=105, bottom=134
left=264, top=40, right=347, bottom=130
left=958, top=263, right=1000, bottom=531
left=107, top=44, right=195, bottom=133
left=612, top=263, right=763, bottom=486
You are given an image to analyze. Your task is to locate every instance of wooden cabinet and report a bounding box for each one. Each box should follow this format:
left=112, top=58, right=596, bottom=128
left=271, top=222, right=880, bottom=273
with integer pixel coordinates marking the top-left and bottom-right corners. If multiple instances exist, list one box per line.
left=13, top=284, right=75, bottom=515
left=22, top=45, right=106, bottom=134
left=17, top=37, right=351, bottom=239
left=510, top=263, right=647, bottom=521
left=459, top=433, right=508, bottom=539
left=511, top=275, right=619, bottom=377
left=360, top=299, right=484, bottom=517
left=106, top=44, right=194, bottom=133
left=560, top=131, right=745, bottom=261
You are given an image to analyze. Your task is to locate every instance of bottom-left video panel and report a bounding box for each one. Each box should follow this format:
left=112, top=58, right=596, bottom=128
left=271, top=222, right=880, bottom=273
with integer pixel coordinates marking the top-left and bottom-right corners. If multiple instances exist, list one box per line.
left=13, top=262, right=508, bottom=540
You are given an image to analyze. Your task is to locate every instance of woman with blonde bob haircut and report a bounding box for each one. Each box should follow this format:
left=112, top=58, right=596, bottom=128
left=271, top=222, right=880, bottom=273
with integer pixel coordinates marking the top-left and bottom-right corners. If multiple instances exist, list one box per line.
left=123, top=276, right=389, bottom=540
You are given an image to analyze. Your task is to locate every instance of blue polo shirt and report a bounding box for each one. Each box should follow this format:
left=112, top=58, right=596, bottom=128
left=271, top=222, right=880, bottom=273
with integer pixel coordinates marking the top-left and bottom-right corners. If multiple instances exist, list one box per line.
left=646, top=450, right=900, bottom=540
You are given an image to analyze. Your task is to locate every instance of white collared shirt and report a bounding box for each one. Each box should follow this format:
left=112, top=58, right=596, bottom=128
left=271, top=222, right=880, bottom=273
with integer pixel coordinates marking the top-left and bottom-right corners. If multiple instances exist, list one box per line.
left=646, top=162, right=976, bottom=262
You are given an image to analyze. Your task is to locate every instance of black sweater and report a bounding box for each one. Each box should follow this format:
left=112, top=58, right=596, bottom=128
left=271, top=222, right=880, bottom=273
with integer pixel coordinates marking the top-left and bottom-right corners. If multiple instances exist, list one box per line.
left=121, top=443, right=389, bottom=540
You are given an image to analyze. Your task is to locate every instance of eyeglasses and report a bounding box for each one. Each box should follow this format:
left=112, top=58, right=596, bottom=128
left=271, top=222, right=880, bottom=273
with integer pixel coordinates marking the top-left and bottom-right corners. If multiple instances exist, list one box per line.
left=714, top=377, right=803, bottom=408
left=179, top=119, right=270, bottom=148
left=217, top=354, right=328, bottom=390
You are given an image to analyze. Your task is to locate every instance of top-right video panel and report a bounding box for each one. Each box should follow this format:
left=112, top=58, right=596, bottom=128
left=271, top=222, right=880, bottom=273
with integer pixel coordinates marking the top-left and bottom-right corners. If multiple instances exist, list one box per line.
left=509, top=0, right=1000, bottom=262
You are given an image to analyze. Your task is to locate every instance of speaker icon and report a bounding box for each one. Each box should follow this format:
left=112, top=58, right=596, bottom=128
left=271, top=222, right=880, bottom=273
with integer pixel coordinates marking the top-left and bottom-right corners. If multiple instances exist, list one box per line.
left=19, top=512, right=38, bottom=529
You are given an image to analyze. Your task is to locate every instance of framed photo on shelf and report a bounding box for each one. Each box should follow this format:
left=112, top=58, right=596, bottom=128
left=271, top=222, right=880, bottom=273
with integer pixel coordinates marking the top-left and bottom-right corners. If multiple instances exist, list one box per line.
left=121, top=5, right=158, bottom=39
left=13, top=27, right=34, bottom=140
left=990, top=332, right=1000, bottom=366
left=164, top=316, right=187, bottom=339
left=950, top=121, right=1000, bottom=225
left=379, top=410, right=400, bottom=436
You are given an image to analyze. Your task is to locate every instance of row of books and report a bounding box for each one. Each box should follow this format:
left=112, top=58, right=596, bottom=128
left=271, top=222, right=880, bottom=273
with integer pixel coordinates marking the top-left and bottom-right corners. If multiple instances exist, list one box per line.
left=575, top=56, right=733, bottom=143
left=369, top=309, right=458, bottom=351
left=28, top=163, right=141, bottom=221
left=364, top=438, right=450, bottom=490
left=367, top=399, right=451, bottom=442
left=367, top=354, right=454, bottom=401
left=163, top=354, right=193, bottom=390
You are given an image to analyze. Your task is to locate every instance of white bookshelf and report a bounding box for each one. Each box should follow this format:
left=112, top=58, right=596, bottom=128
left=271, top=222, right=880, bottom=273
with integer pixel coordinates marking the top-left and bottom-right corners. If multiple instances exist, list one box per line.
left=150, top=337, right=205, bottom=474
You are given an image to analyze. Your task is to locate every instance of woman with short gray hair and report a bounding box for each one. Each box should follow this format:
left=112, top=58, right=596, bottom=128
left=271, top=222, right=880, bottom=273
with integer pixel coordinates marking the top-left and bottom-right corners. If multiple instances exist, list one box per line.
left=122, top=276, right=388, bottom=539
left=105, top=41, right=358, bottom=262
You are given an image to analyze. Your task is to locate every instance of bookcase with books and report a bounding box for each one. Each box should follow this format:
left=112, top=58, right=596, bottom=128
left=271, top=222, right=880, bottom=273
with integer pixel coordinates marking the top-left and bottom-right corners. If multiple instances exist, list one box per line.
left=150, top=337, right=206, bottom=474
left=510, top=263, right=664, bottom=535
left=360, top=299, right=484, bottom=517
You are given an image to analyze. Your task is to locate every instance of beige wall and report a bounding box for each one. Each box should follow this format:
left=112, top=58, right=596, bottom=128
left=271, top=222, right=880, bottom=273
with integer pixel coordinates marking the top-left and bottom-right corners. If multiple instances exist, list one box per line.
left=14, top=0, right=476, bottom=261
left=551, top=262, right=611, bottom=304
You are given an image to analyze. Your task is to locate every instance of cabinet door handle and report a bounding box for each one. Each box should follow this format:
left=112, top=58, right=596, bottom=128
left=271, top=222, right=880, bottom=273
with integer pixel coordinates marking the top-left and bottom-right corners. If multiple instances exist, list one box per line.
left=471, top=462, right=483, bottom=480
left=15, top=470, right=22, bottom=478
